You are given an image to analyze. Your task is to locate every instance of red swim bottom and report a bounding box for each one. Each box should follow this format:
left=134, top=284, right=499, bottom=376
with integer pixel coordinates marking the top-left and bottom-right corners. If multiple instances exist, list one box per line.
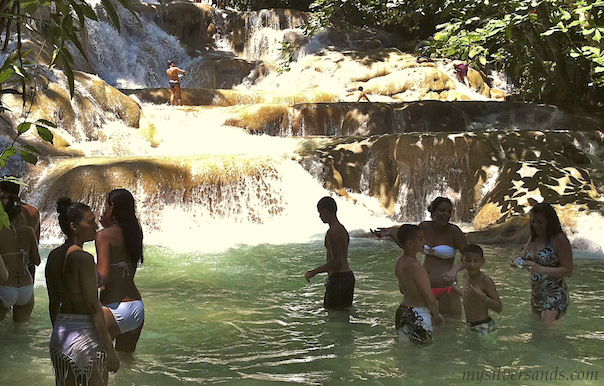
left=431, top=286, right=452, bottom=298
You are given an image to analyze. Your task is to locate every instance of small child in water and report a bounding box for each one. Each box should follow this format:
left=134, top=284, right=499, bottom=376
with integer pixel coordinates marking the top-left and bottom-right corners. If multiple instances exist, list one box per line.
left=395, top=224, right=444, bottom=345
left=453, top=244, right=502, bottom=334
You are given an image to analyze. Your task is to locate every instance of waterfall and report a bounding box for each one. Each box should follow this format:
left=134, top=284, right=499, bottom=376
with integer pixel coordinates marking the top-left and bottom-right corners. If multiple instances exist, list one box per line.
left=80, top=5, right=193, bottom=88
left=33, top=153, right=392, bottom=250
left=1, top=2, right=602, bottom=255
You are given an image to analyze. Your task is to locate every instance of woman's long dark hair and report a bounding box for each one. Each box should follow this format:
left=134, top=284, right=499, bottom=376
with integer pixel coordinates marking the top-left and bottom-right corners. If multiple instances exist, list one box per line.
left=108, top=189, right=144, bottom=265
left=530, top=202, right=564, bottom=241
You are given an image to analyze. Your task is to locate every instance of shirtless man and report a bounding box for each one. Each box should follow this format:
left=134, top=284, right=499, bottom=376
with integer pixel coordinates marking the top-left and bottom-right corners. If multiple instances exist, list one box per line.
left=305, top=196, right=355, bottom=310
left=0, top=180, right=40, bottom=322
left=166, top=60, right=186, bottom=106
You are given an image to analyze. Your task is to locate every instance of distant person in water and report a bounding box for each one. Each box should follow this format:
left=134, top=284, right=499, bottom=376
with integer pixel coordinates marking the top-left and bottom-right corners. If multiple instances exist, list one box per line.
left=356, top=86, right=371, bottom=102
left=166, top=60, right=185, bottom=106
left=305, top=196, right=355, bottom=310
left=509, top=202, right=573, bottom=324
left=452, top=244, right=502, bottom=334
left=0, top=179, right=41, bottom=323
left=97, top=189, right=145, bottom=355
left=395, top=224, right=443, bottom=345
left=453, top=62, right=470, bottom=88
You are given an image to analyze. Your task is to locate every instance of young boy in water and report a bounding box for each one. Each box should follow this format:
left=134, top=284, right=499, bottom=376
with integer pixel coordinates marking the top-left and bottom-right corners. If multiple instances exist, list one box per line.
left=305, top=196, right=355, bottom=310
left=395, top=224, right=444, bottom=344
left=452, top=244, right=502, bottom=334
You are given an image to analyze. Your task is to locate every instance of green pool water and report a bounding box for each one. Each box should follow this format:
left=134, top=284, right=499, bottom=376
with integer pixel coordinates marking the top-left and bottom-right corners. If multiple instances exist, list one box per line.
left=1, top=239, right=603, bottom=385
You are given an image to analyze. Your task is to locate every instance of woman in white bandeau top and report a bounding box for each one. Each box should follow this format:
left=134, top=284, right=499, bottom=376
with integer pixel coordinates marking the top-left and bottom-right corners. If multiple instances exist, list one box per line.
left=419, top=197, right=467, bottom=317
left=372, top=197, right=467, bottom=318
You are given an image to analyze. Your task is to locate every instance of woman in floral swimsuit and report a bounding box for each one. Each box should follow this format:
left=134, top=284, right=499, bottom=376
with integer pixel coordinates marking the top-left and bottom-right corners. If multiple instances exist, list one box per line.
left=512, top=203, right=573, bottom=324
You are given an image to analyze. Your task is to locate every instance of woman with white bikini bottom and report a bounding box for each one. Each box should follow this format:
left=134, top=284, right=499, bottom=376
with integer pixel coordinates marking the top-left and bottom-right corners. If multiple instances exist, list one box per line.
left=97, top=189, right=145, bottom=355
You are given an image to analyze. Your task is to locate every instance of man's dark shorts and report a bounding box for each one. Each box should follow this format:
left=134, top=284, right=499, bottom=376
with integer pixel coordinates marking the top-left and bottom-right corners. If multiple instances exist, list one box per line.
left=324, top=271, right=355, bottom=310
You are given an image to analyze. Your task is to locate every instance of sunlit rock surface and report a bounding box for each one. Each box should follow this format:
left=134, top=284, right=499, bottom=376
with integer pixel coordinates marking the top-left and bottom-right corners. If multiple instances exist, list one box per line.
left=2, top=3, right=604, bottom=249
left=35, top=155, right=287, bottom=237
left=0, top=69, right=143, bottom=160
left=294, top=131, right=604, bottom=227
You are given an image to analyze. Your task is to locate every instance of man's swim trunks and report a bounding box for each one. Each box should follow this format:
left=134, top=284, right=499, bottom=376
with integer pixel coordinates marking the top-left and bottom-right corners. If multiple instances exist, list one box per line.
left=324, top=271, right=355, bottom=310
left=395, top=304, right=433, bottom=345
left=467, top=316, right=496, bottom=334
left=169, top=79, right=179, bottom=89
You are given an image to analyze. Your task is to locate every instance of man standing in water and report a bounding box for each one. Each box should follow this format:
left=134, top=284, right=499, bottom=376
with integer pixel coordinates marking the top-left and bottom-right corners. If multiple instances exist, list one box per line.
left=166, top=60, right=185, bottom=106
left=305, top=196, right=355, bottom=310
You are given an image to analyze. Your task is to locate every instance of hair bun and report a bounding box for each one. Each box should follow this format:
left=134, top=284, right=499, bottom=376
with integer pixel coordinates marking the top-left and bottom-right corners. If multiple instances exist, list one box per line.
left=56, top=197, right=72, bottom=214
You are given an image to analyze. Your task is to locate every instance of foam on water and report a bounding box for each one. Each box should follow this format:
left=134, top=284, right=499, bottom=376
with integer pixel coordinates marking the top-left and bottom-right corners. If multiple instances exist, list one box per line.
left=140, top=104, right=301, bottom=157
left=145, top=158, right=394, bottom=253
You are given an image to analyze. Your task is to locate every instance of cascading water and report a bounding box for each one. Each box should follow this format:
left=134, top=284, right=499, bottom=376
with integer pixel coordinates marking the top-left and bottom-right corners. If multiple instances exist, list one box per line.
left=3, top=4, right=604, bottom=386
left=80, top=4, right=194, bottom=88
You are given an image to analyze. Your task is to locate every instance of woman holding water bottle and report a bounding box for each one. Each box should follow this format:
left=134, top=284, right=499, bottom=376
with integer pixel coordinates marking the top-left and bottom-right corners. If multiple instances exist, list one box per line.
left=510, top=202, right=573, bottom=324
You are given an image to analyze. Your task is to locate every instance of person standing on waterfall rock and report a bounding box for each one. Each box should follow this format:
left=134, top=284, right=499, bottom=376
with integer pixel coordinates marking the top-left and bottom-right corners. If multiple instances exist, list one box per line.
left=167, top=60, right=185, bottom=106
left=356, top=86, right=371, bottom=102
left=305, top=196, right=355, bottom=310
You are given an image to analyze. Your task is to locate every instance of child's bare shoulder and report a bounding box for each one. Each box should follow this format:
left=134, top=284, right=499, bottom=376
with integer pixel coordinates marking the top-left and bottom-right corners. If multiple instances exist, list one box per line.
left=478, top=271, right=496, bottom=286
left=396, top=256, right=421, bottom=272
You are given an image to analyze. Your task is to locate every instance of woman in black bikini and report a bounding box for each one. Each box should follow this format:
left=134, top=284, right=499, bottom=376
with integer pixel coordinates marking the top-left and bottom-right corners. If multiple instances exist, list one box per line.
left=166, top=60, right=185, bottom=106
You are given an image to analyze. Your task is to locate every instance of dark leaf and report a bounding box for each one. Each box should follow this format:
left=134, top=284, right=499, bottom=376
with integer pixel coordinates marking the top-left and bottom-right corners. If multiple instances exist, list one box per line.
left=36, top=119, right=57, bottom=128
left=17, top=122, right=32, bottom=134
left=19, top=149, right=38, bottom=165
left=36, top=126, right=55, bottom=144
left=102, top=0, right=121, bottom=31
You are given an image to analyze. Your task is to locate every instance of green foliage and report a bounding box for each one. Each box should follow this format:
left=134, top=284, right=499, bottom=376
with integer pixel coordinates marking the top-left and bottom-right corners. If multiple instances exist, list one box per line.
left=0, top=50, right=57, bottom=227
left=264, top=0, right=603, bottom=108
left=0, top=1, right=133, bottom=226
left=0, top=0, right=137, bottom=96
left=428, top=0, right=604, bottom=106
left=0, top=117, right=55, bottom=168
left=276, top=41, right=294, bottom=74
